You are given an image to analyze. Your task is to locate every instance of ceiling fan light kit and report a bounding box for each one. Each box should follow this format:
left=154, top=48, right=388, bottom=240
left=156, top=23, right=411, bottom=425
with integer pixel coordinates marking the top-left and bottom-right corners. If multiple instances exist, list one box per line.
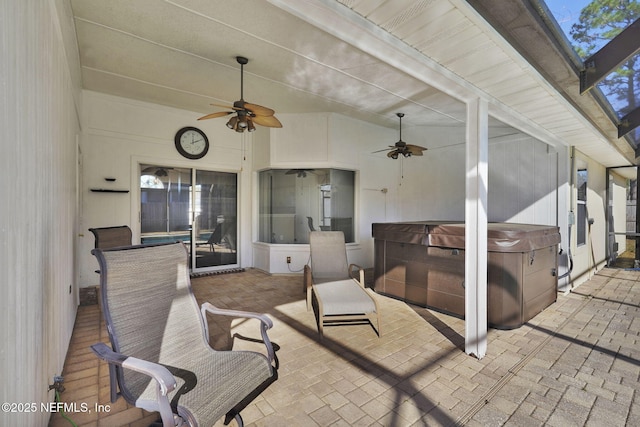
left=374, top=113, right=427, bottom=159
left=199, top=56, right=281, bottom=133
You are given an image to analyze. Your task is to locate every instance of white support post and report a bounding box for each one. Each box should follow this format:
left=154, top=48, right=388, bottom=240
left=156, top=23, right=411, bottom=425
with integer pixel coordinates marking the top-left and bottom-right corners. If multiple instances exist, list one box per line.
left=465, top=98, right=488, bottom=359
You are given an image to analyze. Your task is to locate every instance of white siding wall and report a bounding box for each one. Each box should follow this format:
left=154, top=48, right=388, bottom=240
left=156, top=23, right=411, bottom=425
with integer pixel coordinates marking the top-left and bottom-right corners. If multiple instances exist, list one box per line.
left=0, top=0, right=81, bottom=425
left=79, top=105, right=401, bottom=275
left=79, top=91, right=250, bottom=286
left=82, top=100, right=572, bottom=276
left=396, top=126, right=468, bottom=222
left=398, top=127, right=562, bottom=227
left=488, top=136, right=559, bottom=225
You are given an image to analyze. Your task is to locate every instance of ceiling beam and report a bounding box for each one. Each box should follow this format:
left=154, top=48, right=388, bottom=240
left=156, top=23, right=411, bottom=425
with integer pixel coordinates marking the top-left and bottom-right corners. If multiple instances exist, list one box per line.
left=580, top=18, right=640, bottom=94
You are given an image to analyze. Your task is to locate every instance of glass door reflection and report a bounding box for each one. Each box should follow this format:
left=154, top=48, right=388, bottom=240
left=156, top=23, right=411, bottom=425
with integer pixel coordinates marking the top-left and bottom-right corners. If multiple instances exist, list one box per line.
left=140, top=164, right=238, bottom=271
left=192, top=170, right=238, bottom=269
left=140, top=165, right=192, bottom=242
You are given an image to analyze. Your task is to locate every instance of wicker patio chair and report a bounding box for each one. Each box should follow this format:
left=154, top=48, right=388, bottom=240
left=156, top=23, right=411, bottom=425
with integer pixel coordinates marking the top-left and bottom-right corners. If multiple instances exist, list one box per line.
left=90, top=242, right=277, bottom=427
left=304, top=231, right=380, bottom=338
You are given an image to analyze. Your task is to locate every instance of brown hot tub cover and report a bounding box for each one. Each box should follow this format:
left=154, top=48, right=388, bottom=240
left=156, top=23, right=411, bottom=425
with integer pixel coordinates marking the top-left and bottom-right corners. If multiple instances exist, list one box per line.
left=427, top=223, right=561, bottom=252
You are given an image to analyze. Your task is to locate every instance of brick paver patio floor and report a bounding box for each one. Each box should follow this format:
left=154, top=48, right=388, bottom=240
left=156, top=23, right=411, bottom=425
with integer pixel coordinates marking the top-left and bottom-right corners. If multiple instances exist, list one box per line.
left=50, top=266, right=639, bottom=426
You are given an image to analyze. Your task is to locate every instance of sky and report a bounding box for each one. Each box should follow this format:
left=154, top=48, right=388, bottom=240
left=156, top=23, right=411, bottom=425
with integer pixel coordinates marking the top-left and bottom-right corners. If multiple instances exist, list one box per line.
left=542, top=0, right=593, bottom=39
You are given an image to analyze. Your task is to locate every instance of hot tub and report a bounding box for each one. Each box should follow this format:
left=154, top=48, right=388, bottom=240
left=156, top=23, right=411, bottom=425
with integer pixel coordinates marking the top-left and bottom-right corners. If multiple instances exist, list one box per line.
left=373, top=222, right=561, bottom=329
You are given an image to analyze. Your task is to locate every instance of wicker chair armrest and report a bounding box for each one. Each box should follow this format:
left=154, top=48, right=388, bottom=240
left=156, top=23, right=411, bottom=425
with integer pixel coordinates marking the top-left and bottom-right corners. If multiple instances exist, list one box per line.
left=200, top=302, right=276, bottom=366
left=90, top=343, right=176, bottom=426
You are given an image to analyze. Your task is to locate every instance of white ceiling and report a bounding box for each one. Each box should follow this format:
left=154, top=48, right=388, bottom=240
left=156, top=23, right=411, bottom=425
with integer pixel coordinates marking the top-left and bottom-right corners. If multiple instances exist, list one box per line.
left=69, top=0, right=635, bottom=166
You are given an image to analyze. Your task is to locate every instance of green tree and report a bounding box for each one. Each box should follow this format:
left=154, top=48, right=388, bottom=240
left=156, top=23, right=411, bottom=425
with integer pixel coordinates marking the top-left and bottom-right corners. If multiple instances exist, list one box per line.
left=570, top=0, right=640, bottom=115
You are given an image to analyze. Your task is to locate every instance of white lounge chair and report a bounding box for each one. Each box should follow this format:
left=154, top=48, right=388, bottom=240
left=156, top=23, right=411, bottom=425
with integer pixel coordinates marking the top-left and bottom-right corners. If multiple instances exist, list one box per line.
left=305, top=231, right=380, bottom=338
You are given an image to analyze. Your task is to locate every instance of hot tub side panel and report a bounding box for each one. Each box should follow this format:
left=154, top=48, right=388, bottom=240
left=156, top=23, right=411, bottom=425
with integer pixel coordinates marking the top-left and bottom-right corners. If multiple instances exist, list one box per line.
left=374, top=239, right=429, bottom=306
left=373, top=222, right=432, bottom=306
left=425, top=246, right=465, bottom=317
left=522, top=244, right=558, bottom=323
left=487, top=251, right=524, bottom=329
left=424, top=248, right=526, bottom=328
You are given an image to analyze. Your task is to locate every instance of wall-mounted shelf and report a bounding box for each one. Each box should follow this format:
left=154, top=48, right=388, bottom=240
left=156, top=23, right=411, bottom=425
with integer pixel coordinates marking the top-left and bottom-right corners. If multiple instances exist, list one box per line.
left=90, top=189, right=129, bottom=193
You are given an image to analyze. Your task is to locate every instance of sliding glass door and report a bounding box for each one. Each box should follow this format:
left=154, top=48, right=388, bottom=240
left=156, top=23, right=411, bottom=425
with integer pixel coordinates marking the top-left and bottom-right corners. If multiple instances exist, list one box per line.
left=140, top=164, right=238, bottom=271
left=192, top=169, right=238, bottom=269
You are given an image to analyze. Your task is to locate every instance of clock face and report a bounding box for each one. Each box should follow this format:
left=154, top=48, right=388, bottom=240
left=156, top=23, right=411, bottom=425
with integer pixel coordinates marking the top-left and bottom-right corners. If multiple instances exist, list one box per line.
left=174, top=127, right=209, bottom=159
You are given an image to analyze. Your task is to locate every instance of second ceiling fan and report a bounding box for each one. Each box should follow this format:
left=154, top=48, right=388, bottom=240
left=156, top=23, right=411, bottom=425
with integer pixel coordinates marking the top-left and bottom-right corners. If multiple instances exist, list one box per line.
left=198, top=56, right=282, bottom=132
left=374, top=113, right=427, bottom=159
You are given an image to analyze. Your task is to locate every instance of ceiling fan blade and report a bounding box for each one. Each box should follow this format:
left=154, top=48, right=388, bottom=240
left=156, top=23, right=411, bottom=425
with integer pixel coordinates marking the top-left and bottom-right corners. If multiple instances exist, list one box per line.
left=387, top=149, right=400, bottom=158
left=244, top=102, right=275, bottom=116
left=251, top=114, right=282, bottom=128
left=372, top=146, right=396, bottom=153
left=407, top=144, right=427, bottom=156
left=407, top=144, right=427, bottom=155
left=209, top=102, right=242, bottom=110
left=197, top=111, right=234, bottom=121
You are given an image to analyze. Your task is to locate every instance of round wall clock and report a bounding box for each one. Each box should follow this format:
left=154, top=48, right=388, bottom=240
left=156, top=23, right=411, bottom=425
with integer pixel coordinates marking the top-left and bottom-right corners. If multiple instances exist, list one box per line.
left=174, top=127, right=209, bottom=159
